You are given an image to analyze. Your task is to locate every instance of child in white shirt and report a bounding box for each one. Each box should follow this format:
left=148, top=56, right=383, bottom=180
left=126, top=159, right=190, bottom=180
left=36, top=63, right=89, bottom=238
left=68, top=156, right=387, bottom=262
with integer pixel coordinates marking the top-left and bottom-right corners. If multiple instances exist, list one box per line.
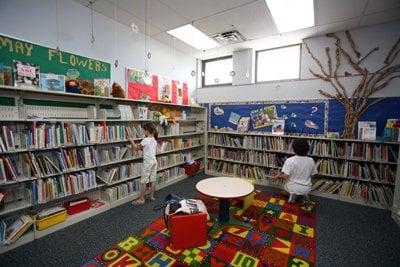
left=274, top=139, right=317, bottom=203
left=130, top=123, right=158, bottom=205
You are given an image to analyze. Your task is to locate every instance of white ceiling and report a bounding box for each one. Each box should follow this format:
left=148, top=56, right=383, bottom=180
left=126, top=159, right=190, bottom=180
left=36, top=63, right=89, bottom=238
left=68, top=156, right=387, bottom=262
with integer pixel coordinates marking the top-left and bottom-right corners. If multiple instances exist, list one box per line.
left=74, top=0, right=400, bottom=59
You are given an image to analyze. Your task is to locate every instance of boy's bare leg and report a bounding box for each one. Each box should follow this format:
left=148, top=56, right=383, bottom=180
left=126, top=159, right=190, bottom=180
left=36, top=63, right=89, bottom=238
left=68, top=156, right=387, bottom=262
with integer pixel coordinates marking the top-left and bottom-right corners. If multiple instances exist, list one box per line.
left=149, top=182, right=156, bottom=201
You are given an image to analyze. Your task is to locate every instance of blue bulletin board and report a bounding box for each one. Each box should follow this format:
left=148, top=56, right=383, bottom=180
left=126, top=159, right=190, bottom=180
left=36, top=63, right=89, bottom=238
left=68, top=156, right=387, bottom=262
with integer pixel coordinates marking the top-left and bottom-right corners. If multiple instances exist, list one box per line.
left=209, top=100, right=327, bottom=135
left=208, top=97, right=400, bottom=137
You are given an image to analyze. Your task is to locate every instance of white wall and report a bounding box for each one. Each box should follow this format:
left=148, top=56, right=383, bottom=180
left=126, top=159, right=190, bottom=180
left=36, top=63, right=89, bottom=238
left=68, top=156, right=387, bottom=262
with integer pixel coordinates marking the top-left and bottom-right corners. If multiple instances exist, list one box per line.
left=0, top=0, right=197, bottom=95
left=196, top=20, right=400, bottom=103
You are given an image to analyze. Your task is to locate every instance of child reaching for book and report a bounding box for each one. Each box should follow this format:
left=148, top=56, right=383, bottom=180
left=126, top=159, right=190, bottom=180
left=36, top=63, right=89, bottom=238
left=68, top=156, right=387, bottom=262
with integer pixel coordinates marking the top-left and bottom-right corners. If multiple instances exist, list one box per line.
left=130, top=123, right=158, bottom=205
left=274, top=139, right=317, bottom=203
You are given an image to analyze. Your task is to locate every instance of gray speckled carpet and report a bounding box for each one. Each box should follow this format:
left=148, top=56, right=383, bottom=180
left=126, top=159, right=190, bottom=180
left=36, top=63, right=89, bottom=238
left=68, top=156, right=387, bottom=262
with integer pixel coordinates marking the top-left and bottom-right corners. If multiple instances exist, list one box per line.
left=0, top=173, right=399, bottom=266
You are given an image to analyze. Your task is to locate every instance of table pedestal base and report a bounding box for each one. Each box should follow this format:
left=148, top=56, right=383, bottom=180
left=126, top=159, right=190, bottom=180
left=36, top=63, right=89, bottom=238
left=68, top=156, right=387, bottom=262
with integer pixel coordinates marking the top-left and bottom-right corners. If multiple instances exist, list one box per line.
left=219, top=199, right=230, bottom=222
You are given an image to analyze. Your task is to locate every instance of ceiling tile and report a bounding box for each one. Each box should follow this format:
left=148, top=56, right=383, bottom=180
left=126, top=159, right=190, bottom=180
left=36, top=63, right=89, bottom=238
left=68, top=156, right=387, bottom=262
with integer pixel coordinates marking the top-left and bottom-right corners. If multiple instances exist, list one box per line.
left=316, top=18, right=360, bottom=35
left=212, top=0, right=258, bottom=10
left=365, top=0, right=400, bottom=14
left=360, top=8, right=400, bottom=27
left=146, top=0, right=189, bottom=31
left=110, top=0, right=145, bottom=20
left=196, top=0, right=277, bottom=40
left=152, top=32, right=198, bottom=54
left=316, top=0, right=368, bottom=25
left=158, top=0, right=221, bottom=20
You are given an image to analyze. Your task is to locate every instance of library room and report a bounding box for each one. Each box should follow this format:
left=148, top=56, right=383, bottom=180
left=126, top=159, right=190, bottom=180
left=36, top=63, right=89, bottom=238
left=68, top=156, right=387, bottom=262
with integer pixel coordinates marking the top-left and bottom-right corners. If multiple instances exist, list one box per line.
left=0, top=0, right=400, bottom=266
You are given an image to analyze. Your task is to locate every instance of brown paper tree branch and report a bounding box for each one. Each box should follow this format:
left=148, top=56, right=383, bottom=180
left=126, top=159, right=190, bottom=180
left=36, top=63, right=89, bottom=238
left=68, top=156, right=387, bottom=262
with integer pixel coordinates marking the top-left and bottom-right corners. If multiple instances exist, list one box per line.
left=305, top=31, right=400, bottom=138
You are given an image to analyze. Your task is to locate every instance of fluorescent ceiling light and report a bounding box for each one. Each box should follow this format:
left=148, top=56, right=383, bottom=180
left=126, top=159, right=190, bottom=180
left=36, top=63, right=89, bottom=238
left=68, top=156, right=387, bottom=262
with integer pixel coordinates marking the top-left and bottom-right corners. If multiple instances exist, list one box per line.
left=167, top=24, right=220, bottom=51
left=266, top=0, right=314, bottom=33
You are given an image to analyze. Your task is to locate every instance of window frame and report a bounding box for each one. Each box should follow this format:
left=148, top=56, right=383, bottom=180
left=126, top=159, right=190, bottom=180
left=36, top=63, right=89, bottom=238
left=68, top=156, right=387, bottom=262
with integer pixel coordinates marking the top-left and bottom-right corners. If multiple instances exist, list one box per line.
left=255, top=44, right=302, bottom=83
left=201, top=55, right=233, bottom=88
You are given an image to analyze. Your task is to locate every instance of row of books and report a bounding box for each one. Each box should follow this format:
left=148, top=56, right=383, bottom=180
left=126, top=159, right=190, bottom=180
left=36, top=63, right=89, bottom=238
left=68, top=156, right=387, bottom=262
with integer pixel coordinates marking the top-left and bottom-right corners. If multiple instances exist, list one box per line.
left=157, top=138, right=201, bottom=153
left=208, top=147, right=286, bottom=167
left=156, top=167, right=185, bottom=184
left=207, top=159, right=278, bottom=179
left=327, top=142, right=398, bottom=162
left=312, top=179, right=393, bottom=208
left=30, top=170, right=97, bottom=204
left=0, top=140, right=202, bottom=184
left=97, top=162, right=142, bottom=184
left=98, top=145, right=142, bottom=164
left=157, top=153, right=185, bottom=169
left=209, top=133, right=399, bottom=163
left=316, top=159, right=396, bottom=184
left=104, top=179, right=141, bottom=202
left=0, top=126, right=15, bottom=152
left=157, top=123, right=181, bottom=136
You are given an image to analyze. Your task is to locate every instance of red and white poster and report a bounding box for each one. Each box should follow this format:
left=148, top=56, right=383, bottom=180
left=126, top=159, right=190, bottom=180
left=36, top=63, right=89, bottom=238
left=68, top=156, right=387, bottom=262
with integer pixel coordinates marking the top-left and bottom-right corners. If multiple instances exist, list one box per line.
left=126, top=68, right=158, bottom=101
left=126, top=67, right=188, bottom=104
left=172, top=80, right=188, bottom=105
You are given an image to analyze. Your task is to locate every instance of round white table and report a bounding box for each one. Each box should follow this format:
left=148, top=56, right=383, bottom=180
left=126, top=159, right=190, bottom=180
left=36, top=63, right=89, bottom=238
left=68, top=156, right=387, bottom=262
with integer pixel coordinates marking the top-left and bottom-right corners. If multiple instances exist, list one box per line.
left=196, top=177, right=254, bottom=222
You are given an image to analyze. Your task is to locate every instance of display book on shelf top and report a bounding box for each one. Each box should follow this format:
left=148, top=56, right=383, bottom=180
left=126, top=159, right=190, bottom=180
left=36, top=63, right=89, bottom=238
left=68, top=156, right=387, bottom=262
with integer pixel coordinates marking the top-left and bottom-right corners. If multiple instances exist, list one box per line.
left=206, top=130, right=400, bottom=210
left=0, top=85, right=206, bottom=250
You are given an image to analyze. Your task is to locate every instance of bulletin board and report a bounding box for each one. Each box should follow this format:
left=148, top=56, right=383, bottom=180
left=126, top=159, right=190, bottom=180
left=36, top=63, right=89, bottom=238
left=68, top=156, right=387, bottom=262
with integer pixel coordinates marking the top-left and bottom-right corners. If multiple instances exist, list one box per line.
left=208, top=97, right=400, bottom=137
left=0, top=34, right=110, bottom=80
left=210, top=100, right=327, bottom=135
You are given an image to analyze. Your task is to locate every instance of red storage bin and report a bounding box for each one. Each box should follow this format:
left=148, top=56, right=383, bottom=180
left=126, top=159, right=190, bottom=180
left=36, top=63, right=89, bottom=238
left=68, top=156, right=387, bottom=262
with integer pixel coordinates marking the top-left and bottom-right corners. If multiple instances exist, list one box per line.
left=64, top=198, right=91, bottom=215
left=184, top=161, right=200, bottom=176
left=168, top=212, right=207, bottom=249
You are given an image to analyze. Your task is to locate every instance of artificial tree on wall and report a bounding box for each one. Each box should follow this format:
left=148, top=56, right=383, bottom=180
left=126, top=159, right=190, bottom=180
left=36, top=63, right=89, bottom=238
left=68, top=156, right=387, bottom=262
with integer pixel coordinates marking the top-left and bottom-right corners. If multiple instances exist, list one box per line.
left=304, top=30, right=400, bottom=139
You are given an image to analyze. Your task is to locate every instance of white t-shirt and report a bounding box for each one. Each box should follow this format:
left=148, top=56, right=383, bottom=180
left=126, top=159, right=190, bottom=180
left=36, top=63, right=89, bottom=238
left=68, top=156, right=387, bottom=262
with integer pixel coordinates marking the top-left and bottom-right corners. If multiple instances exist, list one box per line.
left=141, top=137, right=157, bottom=160
left=282, top=155, right=317, bottom=187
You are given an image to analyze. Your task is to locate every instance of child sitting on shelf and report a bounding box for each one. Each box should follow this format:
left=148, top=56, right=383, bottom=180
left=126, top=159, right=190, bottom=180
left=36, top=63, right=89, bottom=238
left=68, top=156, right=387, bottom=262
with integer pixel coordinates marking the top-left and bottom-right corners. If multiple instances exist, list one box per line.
left=274, top=139, right=317, bottom=203
left=130, top=123, right=158, bottom=205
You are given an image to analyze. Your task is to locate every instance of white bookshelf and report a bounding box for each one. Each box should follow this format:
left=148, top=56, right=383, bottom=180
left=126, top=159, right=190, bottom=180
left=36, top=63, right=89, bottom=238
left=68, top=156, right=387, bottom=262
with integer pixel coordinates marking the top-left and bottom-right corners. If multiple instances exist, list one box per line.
left=0, top=85, right=207, bottom=252
left=206, top=130, right=399, bottom=210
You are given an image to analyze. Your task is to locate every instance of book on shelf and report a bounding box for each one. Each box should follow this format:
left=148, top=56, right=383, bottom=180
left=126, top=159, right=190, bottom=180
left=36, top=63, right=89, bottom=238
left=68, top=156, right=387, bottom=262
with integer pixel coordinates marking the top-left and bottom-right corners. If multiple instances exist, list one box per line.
left=40, top=73, right=65, bottom=92
left=116, top=105, right=134, bottom=120
left=0, top=219, right=5, bottom=244
left=93, top=79, right=110, bottom=97
left=13, top=61, right=40, bottom=89
left=358, top=121, right=376, bottom=141
left=4, top=215, right=34, bottom=245
left=1, top=126, right=16, bottom=151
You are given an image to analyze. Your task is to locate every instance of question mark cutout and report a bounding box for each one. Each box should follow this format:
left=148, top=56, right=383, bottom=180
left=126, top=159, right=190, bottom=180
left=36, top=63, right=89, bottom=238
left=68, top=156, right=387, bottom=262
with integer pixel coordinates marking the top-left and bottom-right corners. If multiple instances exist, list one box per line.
left=311, top=106, right=318, bottom=116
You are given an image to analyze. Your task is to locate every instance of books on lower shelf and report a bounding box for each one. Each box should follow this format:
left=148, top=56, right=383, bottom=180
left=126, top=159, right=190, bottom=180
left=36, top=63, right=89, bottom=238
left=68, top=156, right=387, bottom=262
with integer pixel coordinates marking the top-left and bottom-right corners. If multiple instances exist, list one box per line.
left=157, top=166, right=185, bottom=184
left=30, top=170, right=97, bottom=204
left=313, top=179, right=393, bottom=208
left=157, top=153, right=185, bottom=169
left=105, top=179, right=140, bottom=202
left=316, top=159, right=395, bottom=184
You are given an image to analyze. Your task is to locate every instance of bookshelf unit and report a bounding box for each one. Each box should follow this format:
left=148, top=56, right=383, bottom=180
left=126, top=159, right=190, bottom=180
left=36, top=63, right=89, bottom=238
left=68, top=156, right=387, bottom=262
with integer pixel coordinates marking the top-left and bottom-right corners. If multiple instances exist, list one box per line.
left=0, top=85, right=207, bottom=252
left=206, top=130, right=399, bottom=210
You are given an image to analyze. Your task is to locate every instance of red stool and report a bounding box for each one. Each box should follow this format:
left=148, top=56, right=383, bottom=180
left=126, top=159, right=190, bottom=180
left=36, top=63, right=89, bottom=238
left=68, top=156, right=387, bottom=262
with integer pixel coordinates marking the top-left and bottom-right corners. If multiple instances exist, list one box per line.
left=168, top=212, right=207, bottom=249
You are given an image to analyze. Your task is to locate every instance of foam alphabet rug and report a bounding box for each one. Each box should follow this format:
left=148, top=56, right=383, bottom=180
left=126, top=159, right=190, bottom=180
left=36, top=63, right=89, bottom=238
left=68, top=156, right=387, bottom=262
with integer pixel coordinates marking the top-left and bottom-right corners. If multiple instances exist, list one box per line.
left=82, top=191, right=316, bottom=266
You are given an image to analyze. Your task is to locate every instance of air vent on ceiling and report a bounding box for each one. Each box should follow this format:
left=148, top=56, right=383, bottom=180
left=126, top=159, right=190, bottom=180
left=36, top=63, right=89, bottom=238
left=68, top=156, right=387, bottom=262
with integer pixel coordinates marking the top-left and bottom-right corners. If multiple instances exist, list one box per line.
left=213, top=30, right=246, bottom=46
